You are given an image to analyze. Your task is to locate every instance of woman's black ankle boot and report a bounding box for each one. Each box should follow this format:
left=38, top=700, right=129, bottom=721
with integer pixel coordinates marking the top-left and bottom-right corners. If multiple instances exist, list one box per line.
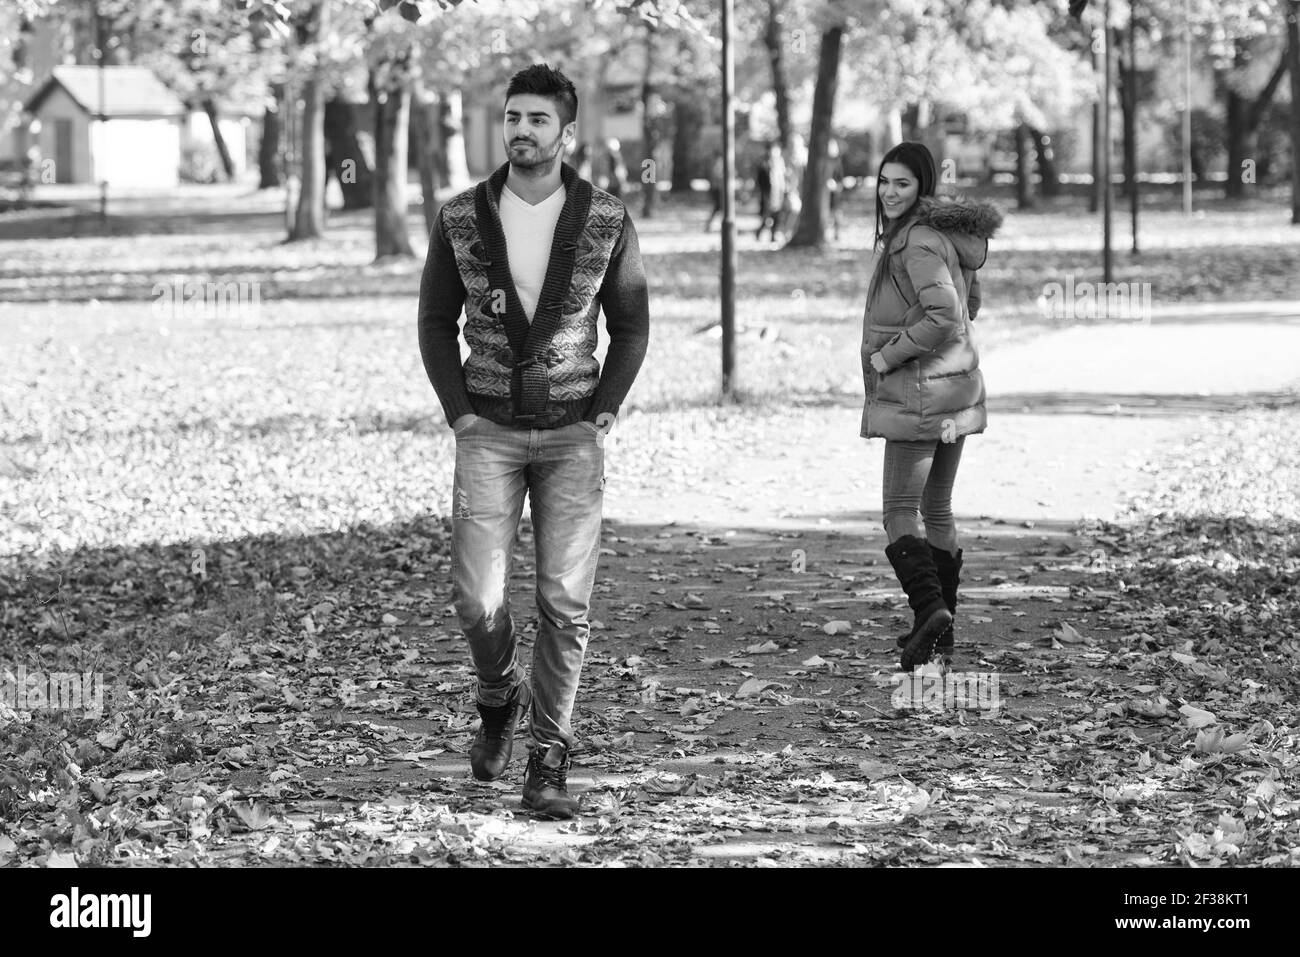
left=885, top=535, right=953, bottom=669
left=895, top=544, right=963, bottom=658
left=930, top=545, right=962, bottom=660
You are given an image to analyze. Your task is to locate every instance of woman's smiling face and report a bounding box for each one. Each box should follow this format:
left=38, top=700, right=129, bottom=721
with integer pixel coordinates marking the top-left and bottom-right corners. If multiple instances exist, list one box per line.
left=879, top=162, right=920, bottom=220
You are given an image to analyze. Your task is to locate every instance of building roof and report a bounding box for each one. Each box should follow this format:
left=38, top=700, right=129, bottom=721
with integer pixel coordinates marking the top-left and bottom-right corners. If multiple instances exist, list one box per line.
left=24, top=65, right=187, bottom=118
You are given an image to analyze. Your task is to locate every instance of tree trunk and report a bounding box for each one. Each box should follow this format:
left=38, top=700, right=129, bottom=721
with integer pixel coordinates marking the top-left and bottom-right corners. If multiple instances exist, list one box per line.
left=763, top=0, right=792, bottom=155
left=201, top=97, right=235, bottom=180
left=290, top=73, right=327, bottom=238
left=1288, top=0, right=1300, bottom=223
left=371, top=51, right=415, bottom=259
left=1029, top=126, right=1060, bottom=197
left=1117, top=28, right=1137, bottom=201
left=901, top=100, right=943, bottom=163
left=640, top=21, right=660, bottom=218
left=288, top=0, right=328, bottom=241
left=1225, top=88, right=1250, bottom=198
left=258, top=82, right=283, bottom=189
left=411, top=78, right=444, bottom=237
left=669, top=95, right=703, bottom=193
left=1223, top=42, right=1288, bottom=198
left=1126, top=20, right=1139, bottom=254
left=1090, top=39, right=1103, bottom=213
left=324, top=98, right=374, bottom=210
left=901, top=103, right=920, bottom=140
left=1015, top=122, right=1036, bottom=209
left=786, top=24, right=842, bottom=248
left=924, top=104, right=946, bottom=177
left=440, top=90, right=469, bottom=188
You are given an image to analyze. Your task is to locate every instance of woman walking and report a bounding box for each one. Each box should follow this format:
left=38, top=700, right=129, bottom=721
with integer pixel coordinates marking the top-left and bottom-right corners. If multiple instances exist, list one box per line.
left=859, top=142, right=1002, bottom=670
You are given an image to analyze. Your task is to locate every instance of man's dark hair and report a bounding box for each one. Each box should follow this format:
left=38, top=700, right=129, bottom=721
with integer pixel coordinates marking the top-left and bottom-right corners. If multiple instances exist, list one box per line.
left=504, top=63, right=578, bottom=129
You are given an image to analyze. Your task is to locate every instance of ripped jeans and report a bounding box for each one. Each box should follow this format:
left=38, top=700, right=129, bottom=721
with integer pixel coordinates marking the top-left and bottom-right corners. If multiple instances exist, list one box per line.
left=881, top=436, right=965, bottom=553
left=449, top=415, right=606, bottom=751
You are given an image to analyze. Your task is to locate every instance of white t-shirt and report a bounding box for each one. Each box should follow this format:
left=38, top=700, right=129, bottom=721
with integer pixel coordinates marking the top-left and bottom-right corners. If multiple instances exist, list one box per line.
left=498, top=182, right=567, bottom=322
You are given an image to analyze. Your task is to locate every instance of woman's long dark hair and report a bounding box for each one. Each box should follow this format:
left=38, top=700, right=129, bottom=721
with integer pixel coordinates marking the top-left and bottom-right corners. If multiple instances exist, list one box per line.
left=867, top=141, right=938, bottom=306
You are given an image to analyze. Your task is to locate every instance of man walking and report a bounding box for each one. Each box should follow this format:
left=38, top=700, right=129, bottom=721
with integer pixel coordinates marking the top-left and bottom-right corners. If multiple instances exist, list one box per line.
left=417, top=64, right=649, bottom=818
left=755, top=141, right=786, bottom=242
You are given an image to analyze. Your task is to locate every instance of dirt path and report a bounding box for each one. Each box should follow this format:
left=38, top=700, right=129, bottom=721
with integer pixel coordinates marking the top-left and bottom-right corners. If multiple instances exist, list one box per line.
left=230, top=318, right=1297, bottom=866
left=8, top=315, right=1294, bottom=868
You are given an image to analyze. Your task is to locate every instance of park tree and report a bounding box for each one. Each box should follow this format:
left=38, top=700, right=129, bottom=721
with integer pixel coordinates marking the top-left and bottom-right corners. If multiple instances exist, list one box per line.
left=120, top=0, right=270, bottom=182
left=1088, top=0, right=1294, bottom=204
left=238, top=0, right=705, bottom=251
left=746, top=0, right=825, bottom=163
left=1288, top=0, right=1299, bottom=222
left=784, top=0, right=847, bottom=247
left=625, top=1, right=714, bottom=214
left=512, top=0, right=714, bottom=217
left=0, top=7, right=39, bottom=170
left=781, top=0, right=1093, bottom=246
left=950, top=0, right=1094, bottom=209
left=665, top=16, right=722, bottom=194
left=1202, top=0, right=1291, bottom=199
left=760, top=0, right=795, bottom=158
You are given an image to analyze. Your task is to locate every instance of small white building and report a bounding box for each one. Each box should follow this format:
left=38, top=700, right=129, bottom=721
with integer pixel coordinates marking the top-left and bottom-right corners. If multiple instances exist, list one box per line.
left=24, top=65, right=187, bottom=187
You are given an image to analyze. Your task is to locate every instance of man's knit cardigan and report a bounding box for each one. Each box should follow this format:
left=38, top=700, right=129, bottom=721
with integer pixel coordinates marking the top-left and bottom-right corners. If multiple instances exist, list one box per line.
left=418, top=160, right=649, bottom=429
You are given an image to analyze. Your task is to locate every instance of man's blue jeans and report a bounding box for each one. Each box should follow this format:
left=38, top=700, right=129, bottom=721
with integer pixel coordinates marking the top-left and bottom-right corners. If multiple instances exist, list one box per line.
left=450, top=415, right=605, bottom=751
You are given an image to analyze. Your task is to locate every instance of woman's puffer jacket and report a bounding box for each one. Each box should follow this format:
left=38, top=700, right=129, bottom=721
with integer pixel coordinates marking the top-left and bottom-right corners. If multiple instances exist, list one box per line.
left=860, top=195, right=1003, bottom=441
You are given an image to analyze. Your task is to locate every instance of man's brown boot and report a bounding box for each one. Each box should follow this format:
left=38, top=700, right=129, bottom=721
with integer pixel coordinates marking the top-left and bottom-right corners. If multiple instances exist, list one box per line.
left=521, top=742, right=580, bottom=819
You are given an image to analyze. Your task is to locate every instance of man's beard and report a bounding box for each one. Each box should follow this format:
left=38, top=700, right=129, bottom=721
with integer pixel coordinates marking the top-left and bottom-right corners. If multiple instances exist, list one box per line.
left=507, top=134, right=563, bottom=173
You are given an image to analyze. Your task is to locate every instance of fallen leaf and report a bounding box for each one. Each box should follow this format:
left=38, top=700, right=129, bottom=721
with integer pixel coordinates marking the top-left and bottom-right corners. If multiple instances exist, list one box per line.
left=393, top=749, right=445, bottom=761
left=231, top=800, right=276, bottom=830
left=1195, top=728, right=1248, bottom=754
left=1054, top=622, right=1088, bottom=644
left=904, top=789, right=932, bottom=817
left=1179, top=704, right=1218, bottom=729
left=736, top=678, right=787, bottom=699
left=858, top=760, right=898, bottom=781
left=113, top=769, right=163, bottom=784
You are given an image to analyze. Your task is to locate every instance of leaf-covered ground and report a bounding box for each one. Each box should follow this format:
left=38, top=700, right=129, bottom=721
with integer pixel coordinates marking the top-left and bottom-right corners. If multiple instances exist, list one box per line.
left=1, top=191, right=1297, bottom=866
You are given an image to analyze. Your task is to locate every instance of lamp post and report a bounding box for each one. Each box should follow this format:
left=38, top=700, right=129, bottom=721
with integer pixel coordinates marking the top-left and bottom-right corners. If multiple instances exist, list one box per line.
left=1183, top=0, right=1193, bottom=216
left=95, top=0, right=108, bottom=224
left=1128, top=0, right=1138, bottom=256
left=720, top=0, right=736, bottom=397
left=1102, top=0, right=1113, bottom=283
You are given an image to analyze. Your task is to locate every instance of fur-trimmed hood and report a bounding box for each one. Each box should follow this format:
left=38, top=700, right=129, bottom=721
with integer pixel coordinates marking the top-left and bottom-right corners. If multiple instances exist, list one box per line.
left=892, top=195, right=1004, bottom=271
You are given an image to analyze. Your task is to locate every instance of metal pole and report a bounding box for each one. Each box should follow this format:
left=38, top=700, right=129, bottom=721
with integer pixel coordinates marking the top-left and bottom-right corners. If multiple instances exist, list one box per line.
left=96, top=0, right=107, bottom=224
left=1183, top=0, right=1193, bottom=215
left=1102, top=0, right=1113, bottom=283
left=1129, top=0, right=1139, bottom=255
left=284, top=23, right=296, bottom=232
left=721, top=0, right=736, bottom=397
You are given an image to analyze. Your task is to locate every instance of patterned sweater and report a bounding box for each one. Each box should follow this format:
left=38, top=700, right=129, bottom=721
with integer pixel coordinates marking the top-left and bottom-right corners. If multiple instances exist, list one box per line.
left=417, top=160, right=650, bottom=429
